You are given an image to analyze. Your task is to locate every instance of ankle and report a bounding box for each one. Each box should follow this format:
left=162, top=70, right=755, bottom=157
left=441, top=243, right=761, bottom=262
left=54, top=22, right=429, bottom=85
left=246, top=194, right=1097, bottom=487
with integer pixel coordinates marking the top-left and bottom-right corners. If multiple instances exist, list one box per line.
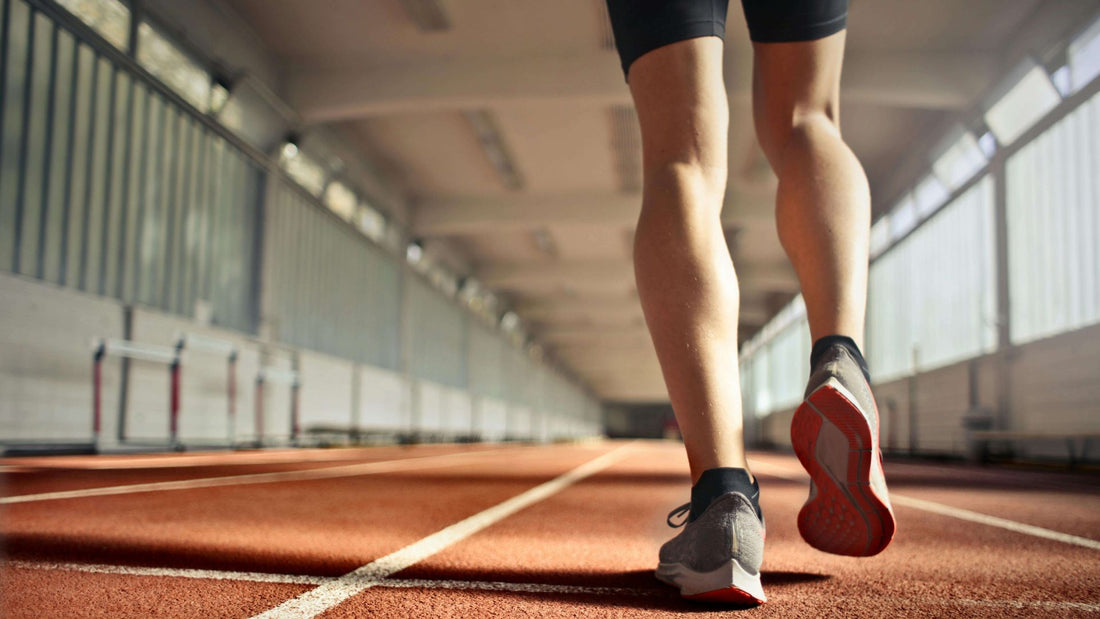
left=690, top=467, right=762, bottom=522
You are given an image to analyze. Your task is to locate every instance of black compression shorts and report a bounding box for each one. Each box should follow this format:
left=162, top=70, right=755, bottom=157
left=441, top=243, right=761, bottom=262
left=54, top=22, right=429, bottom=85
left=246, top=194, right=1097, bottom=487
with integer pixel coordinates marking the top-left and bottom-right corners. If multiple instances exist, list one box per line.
left=606, top=0, right=849, bottom=77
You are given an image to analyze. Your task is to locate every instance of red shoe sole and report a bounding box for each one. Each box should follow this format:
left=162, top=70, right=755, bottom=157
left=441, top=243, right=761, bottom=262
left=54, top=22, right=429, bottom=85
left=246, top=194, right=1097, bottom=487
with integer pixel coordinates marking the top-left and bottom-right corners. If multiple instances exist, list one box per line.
left=791, top=382, right=896, bottom=557
left=684, top=586, right=766, bottom=605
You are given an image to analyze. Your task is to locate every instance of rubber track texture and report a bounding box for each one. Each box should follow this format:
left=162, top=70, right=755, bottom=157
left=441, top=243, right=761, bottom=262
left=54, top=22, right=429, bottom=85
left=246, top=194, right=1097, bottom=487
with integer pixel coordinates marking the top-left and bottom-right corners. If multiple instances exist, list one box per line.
left=791, top=382, right=896, bottom=557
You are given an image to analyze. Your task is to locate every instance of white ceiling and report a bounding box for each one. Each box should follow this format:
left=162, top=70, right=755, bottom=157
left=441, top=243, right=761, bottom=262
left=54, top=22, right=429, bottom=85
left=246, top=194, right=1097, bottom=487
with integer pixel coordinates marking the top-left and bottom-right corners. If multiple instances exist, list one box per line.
left=224, top=0, right=1099, bottom=402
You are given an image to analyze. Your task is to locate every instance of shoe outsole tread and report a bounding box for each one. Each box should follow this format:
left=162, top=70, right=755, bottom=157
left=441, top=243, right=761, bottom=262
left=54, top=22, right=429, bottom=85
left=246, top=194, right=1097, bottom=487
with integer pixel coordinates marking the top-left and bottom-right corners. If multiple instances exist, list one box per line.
left=791, top=382, right=896, bottom=557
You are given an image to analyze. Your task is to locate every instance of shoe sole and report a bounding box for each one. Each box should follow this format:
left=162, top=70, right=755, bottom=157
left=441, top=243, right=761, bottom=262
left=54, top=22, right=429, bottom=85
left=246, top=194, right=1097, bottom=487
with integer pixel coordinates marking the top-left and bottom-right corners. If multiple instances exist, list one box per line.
left=656, top=559, right=766, bottom=604
left=791, top=378, right=896, bottom=557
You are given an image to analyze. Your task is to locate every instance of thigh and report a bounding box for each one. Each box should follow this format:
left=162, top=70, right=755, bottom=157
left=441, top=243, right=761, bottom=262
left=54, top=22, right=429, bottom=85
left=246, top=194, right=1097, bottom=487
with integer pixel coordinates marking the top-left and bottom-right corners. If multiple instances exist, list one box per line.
left=740, top=0, right=848, bottom=43
left=628, top=37, right=729, bottom=182
left=606, top=0, right=731, bottom=80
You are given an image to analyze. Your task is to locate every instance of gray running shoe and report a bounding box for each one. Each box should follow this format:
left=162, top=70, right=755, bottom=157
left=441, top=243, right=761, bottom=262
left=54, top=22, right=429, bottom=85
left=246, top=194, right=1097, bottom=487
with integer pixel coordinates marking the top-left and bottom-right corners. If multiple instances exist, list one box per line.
left=655, top=492, right=766, bottom=604
left=791, top=343, right=896, bottom=556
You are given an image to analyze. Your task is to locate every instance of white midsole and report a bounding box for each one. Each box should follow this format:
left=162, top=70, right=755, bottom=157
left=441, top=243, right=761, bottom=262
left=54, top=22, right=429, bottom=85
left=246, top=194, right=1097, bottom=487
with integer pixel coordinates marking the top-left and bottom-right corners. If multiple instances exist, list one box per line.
left=655, top=559, right=766, bottom=601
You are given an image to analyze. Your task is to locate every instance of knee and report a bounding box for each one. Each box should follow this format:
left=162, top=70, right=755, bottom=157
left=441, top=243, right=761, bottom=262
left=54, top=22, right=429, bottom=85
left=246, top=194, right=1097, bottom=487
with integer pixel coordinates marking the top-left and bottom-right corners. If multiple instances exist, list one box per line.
left=641, top=159, right=728, bottom=212
left=756, top=107, right=840, bottom=168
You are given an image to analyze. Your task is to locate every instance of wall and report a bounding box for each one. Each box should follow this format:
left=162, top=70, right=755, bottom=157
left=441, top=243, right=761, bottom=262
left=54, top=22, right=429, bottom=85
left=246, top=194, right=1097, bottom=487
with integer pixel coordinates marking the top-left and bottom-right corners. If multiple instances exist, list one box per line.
left=759, top=324, right=1100, bottom=461
left=0, top=273, right=122, bottom=443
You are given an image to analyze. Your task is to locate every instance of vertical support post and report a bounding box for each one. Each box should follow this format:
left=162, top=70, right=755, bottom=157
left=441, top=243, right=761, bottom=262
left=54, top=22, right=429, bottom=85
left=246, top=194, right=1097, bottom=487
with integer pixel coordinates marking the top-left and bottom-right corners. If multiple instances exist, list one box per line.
left=290, top=377, right=300, bottom=445
left=117, top=306, right=133, bottom=442
left=92, top=342, right=105, bottom=449
left=398, top=263, right=418, bottom=442
left=290, top=350, right=301, bottom=445
left=992, top=152, right=1013, bottom=432
left=169, top=341, right=182, bottom=449
left=908, top=346, right=919, bottom=455
left=227, top=350, right=237, bottom=445
left=254, top=373, right=265, bottom=447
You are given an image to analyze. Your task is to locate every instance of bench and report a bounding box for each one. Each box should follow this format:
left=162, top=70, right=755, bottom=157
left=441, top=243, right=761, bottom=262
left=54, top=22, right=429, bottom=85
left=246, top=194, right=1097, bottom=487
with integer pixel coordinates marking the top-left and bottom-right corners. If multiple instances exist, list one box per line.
left=969, top=431, right=1100, bottom=468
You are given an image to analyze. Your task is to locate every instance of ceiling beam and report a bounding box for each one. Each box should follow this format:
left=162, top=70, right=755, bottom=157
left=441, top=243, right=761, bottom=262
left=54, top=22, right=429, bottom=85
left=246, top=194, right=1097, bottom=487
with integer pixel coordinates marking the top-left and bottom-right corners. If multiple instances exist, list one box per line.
left=289, top=51, right=995, bottom=124
left=412, top=191, right=774, bottom=236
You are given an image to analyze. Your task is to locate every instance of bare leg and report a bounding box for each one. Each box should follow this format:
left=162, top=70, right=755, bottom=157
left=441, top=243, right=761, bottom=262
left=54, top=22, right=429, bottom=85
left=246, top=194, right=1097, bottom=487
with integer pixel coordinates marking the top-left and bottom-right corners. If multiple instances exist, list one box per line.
left=751, top=31, right=870, bottom=347
left=628, top=37, right=747, bottom=484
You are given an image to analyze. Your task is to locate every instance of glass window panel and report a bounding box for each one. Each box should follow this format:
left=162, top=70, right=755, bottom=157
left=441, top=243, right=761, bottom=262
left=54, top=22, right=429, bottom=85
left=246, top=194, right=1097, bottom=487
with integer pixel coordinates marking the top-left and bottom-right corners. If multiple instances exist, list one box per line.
left=66, top=43, right=96, bottom=289
left=83, top=57, right=113, bottom=293
left=280, top=148, right=326, bottom=196
left=357, top=202, right=386, bottom=242
left=932, top=131, right=987, bottom=191
left=0, top=0, right=32, bottom=273
left=867, top=177, right=996, bottom=380
left=888, top=195, right=917, bottom=241
left=136, top=22, right=210, bottom=111
left=913, top=174, right=950, bottom=218
left=1051, top=65, right=1072, bottom=97
left=1007, top=90, right=1100, bottom=343
left=54, top=0, right=129, bottom=51
left=323, top=181, right=357, bottom=221
left=869, top=217, right=891, bottom=258
left=42, top=30, right=79, bottom=285
left=1069, top=17, right=1100, bottom=91
left=18, top=13, right=56, bottom=277
left=977, top=131, right=997, bottom=158
left=984, top=64, right=1061, bottom=146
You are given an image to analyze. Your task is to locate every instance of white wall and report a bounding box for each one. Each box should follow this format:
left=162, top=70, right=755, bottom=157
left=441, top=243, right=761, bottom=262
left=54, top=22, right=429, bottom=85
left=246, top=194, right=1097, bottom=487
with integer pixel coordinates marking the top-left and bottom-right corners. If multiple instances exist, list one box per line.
left=130, top=308, right=261, bottom=445
left=298, top=350, right=354, bottom=431
left=357, top=365, right=407, bottom=432
left=0, top=273, right=123, bottom=444
left=478, top=398, right=509, bottom=441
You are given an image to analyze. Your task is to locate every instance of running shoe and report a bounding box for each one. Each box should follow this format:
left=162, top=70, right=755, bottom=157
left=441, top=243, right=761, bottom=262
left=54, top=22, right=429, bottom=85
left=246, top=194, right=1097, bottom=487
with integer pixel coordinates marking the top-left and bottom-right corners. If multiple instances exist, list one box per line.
left=791, top=342, right=896, bottom=556
left=655, top=492, right=766, bottom=604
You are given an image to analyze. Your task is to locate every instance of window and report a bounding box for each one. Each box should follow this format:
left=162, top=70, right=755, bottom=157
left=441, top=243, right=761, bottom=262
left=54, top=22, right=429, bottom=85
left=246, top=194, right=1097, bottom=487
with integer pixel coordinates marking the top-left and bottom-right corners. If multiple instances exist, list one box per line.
left=913, top=174, right=950, bottom=218
left=983, top=63, right=1061, bottom=146
left=280, top=145, right=327, bottom=197
left=357, top=202, right=387, bottom=243
left=1068, top=17, right=1100, bottom=92
left=55, top=0, right=129, bottom=50
left=322, top=181, right=357, bottom=221
left=136, top=22, right=210, bottom=111
left=932, top=131, right=987, bottom=191
left=869, top=217, right=891, bottom=258
left=888, top=195, right=918, bottom=241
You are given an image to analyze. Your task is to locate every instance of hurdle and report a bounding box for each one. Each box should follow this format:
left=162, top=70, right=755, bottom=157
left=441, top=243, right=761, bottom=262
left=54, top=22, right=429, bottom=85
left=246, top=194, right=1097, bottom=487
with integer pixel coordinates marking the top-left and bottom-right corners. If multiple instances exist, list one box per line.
left=92, top=338, right=181, bottom=449
left=176, top=333, right=239, bottom=444
left=255, top=366, right=300, bottom=446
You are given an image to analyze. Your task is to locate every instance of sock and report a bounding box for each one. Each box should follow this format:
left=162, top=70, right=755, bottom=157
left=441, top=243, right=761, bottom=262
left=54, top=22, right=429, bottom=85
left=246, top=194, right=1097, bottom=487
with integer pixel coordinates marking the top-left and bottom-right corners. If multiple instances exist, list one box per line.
left=811, top=334, right=871, bottom=382
left=690, top=467, right=762, bottom=522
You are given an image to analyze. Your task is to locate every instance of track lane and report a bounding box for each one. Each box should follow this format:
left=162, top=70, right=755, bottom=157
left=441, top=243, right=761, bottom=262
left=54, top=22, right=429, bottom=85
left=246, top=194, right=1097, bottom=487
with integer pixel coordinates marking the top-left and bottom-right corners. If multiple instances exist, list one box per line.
left=1, top=444, right=619, bottom=576
left=3, top=442, right=1098, bottom=618
left=322, top=442, right=1100, bottom=618
left=0, top=444, right=507, bottom=498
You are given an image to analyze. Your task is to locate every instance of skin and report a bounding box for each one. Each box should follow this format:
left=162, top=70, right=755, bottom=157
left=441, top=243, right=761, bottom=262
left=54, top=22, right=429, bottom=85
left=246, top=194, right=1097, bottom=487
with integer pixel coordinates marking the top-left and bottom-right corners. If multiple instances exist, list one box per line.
left=626, top=31, right=869, bottom=483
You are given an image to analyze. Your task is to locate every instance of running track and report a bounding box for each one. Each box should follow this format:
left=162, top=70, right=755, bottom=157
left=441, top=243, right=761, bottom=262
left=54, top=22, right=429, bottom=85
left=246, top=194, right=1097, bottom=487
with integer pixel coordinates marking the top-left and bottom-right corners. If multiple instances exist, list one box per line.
left=1, top=441, right=1098, bottom=617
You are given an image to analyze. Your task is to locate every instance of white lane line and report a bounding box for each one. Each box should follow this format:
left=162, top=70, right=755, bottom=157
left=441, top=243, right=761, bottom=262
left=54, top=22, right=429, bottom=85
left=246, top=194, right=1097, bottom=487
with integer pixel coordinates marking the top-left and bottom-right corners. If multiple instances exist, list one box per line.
left=747, top=458, right=1100, bottom=551
left=250, top=443, right=637, bottom=619
left=1, top=446, right=511, bottom=470
left=6, top=560, right=330, bottom=586
left=0, top=449, right=510, bottom=505
left=889, top=494, right=1100, bottom=551
left=10, top=560, right=1100, bottom=612
left=6, top=560, right=655, bottom=597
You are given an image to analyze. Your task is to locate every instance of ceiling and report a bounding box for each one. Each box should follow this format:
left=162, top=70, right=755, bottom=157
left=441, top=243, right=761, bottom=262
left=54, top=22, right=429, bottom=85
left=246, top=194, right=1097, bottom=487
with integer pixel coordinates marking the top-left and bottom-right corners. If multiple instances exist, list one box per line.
left=222, top=0, right=1098, bottom=402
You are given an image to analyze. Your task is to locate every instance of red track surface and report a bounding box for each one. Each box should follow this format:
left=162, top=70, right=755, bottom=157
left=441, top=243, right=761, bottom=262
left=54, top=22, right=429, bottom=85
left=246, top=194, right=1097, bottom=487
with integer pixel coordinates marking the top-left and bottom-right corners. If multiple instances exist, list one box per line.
left=2, top=441, right=1098, bottom=617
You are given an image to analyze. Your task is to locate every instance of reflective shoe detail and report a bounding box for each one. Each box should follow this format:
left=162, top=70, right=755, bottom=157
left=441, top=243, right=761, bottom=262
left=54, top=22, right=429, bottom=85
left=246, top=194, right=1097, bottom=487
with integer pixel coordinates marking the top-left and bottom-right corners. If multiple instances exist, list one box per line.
left=655, top=492, right=766, bottom=604
left=792, top=374, right=896, bottom=557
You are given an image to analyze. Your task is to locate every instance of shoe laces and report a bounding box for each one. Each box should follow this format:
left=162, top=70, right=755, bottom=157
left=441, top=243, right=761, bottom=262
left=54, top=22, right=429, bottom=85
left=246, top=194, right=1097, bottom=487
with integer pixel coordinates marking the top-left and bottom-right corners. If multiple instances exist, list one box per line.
left=666, top=503, right=691, bottom=528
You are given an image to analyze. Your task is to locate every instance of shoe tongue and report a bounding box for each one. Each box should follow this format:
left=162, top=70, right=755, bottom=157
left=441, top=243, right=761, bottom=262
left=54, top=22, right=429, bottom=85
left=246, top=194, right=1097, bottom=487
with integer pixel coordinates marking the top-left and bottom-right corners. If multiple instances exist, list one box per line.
left=690, top=467, right=760, bottom=522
